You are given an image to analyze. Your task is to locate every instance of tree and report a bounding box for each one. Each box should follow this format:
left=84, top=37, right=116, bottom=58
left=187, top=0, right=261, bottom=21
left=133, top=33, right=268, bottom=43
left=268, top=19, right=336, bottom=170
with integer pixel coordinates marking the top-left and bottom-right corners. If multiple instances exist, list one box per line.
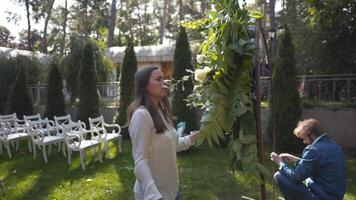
left=32, top=0, right=56, bottom=53
left=107, top=0, right=117, bottom=47
left=159, top=0, right=169, bottom=44
left=7, top=67, right=34, bottom=119
left=44, top=60, right=66, bottom=120
left=77, top=41, right=100, bottom=125
left=283, top=0, right=356, bottom=74
left=0, top=55, right=42, bottom=114
left=62, top=35, right=85, bottom=103
left=0, top=26, right=13, bottom=46
left=0, top=59, right=18, bottom=114
left=172, top=26, right=197, bottom=133
left=115, top=39, right=137, bottom=137
left=269, top=27, right=303, bottom=152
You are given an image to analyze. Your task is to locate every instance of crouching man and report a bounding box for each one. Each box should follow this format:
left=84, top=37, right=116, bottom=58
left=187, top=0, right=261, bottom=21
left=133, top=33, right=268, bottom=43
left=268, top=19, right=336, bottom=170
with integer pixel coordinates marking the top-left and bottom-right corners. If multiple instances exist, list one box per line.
left=270, top=119, right=346, bottom=200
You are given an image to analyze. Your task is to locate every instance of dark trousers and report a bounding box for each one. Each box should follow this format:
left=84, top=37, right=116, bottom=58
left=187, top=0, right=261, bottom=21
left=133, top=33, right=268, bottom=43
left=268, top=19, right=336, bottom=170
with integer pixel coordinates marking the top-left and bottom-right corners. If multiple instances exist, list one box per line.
left=175, top=191, right=182, bottom=200
left=274, top=172, right=319, bottom=200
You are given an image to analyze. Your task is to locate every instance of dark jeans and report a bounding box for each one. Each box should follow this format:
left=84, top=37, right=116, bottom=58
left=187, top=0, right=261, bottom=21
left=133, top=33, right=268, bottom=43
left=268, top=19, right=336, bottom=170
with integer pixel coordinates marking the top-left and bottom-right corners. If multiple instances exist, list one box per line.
left=274, top=172, right=319, bottom=200
left=175, top=191, right=182, bottom=200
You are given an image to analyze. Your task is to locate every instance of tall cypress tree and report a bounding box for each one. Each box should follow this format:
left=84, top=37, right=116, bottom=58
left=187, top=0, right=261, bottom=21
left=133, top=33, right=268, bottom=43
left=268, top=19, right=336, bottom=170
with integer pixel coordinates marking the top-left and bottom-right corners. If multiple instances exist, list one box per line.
left=172, top=26, right=197, bottom=133
left=116, top=39, right=137, bottom=137
left=44, top=60, right=66, bottom=120
left=269, top=27, right=303, bottom=152
left=77, top=42, right=100, bottom=125
left=7, top=67, right=33, bottom=119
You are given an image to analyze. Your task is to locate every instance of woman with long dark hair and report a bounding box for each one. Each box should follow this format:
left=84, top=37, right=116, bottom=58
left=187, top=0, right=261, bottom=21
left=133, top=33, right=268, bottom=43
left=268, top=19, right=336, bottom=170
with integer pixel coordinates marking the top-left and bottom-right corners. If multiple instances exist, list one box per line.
left=127, top=66, right=199, bottom=200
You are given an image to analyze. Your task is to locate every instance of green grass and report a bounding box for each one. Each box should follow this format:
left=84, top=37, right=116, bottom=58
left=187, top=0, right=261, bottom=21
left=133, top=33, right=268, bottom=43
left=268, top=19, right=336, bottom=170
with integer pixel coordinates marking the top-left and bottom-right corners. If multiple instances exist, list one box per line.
left=0, top=140, right=355, bottom=200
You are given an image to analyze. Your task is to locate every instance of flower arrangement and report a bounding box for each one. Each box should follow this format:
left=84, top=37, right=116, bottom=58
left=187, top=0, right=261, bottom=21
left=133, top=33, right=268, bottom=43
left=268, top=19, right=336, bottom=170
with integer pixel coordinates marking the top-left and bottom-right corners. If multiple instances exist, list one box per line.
left=182, top=0, right=269, bottom=181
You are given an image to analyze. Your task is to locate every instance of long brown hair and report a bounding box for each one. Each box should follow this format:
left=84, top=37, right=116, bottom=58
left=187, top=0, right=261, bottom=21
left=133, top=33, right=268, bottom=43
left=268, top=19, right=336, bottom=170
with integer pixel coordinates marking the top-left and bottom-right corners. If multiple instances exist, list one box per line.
left=127, top=66, right=172, bottom=134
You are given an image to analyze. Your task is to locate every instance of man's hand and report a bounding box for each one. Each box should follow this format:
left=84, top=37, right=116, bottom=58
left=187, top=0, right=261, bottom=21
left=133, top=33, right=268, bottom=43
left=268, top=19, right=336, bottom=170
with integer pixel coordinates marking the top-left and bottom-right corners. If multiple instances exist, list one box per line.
left=270, top=152, right=282, bottom=165
left=279, top=153, right=300, bottom=164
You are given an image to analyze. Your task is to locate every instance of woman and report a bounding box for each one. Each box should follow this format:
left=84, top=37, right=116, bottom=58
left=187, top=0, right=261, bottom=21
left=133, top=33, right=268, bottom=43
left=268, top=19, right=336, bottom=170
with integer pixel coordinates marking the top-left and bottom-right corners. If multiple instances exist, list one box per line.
left=127, top=66, right=199, bottom=200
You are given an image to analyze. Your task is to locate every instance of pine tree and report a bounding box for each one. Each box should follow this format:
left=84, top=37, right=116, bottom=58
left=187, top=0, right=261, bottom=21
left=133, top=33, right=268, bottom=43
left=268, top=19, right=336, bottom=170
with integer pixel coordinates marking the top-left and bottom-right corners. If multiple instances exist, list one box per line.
left=7, top=67, right=33, bottom=119
left=77, top=42, right=100, bottom=125
left=115, top=39, right=137, bottom=137
left=44, top=60, right=66, bottom=120
left=172, top=26, right=197, bottom=133
left=269, top=27, right=303, bottom=152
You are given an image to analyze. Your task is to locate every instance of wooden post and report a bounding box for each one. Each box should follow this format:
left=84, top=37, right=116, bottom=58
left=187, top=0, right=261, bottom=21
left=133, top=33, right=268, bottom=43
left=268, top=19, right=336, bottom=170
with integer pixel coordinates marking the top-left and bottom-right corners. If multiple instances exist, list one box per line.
left=255, top=19, right=267, bottom=200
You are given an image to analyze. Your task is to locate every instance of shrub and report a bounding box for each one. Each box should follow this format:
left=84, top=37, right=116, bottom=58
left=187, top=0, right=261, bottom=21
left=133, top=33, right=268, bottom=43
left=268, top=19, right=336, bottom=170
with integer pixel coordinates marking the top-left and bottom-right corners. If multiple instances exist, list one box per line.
left=44, top=60, right=66, bottom=120
left=269, top=27, right=303, bottom=152
left=0, top=55, right=41, bottom=114
left=77, top=42, right=100, bottom=125
left=7, top=67, right=34, bottom=119
left=115, top=39, right=137, bottom=137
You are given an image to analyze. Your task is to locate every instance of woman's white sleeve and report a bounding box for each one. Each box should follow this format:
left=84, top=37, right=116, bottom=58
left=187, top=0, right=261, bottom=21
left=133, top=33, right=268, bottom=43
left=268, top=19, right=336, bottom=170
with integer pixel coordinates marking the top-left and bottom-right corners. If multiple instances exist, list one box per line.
left=129, top=110, right=162, bottom=200
left=177, top=135, right=192, bottom=152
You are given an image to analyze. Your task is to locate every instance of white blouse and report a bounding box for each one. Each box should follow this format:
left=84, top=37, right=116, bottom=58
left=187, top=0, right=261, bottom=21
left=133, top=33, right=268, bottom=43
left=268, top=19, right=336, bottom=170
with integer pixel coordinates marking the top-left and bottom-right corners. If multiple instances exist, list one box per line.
left=129, top=107, right=192, bottom=200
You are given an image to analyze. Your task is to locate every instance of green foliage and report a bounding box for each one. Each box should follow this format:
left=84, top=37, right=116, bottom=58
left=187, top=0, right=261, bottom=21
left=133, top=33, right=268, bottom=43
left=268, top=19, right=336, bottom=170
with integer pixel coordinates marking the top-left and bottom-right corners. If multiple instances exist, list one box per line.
left=61, top=36, right=112, bottom=103
left=116, top=39, right=137, bottom=136
left=7, top=67, right=34, bottom=119
left=61, top=36, right=85, bottom=103
left=172, top=27, right=197, bottom=133
left=44, top=60, right=66, bottom=120
left=269, top=27, right=303, bottom=152
left=0, top=55, right=42, bottom=114
left=183, top=0, right=268, bottom=181
left=77, top=42, right=100, bottom=125
left=284, top=0, right=356, bottom=74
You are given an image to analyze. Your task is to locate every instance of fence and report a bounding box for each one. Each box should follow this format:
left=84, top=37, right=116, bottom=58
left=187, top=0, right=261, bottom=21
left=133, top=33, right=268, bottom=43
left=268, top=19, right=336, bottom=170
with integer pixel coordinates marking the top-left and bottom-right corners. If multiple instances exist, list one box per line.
left=28, top=82, right=120, bottom=107
left=260, top=74, right=356, bottom=101
left=27, top=74, right=356, bottom=106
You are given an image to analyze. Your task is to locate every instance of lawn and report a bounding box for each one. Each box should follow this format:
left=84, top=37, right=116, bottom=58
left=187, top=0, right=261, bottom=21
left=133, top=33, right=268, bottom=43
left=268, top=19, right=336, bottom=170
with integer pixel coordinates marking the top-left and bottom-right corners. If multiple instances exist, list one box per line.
left=0, top=139, right=355, bottom=200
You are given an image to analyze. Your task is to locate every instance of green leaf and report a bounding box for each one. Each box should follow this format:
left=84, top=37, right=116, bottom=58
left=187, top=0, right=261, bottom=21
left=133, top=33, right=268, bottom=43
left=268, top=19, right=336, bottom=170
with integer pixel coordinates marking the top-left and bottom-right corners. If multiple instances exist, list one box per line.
left=239, top=129, right=254, bottom=144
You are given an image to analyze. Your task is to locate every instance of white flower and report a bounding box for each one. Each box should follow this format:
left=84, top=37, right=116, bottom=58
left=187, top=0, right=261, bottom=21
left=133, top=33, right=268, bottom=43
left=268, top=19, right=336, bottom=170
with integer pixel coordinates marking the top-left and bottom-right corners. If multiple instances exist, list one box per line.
left=196, top=54, right=204, bottom=64
left=194, top=66, right=211, bottom=82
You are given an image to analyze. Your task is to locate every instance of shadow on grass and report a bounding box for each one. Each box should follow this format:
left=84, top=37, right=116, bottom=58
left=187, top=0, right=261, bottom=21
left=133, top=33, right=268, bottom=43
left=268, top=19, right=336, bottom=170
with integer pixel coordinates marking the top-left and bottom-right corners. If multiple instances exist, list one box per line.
left=0, top=140, right=134, bottom=200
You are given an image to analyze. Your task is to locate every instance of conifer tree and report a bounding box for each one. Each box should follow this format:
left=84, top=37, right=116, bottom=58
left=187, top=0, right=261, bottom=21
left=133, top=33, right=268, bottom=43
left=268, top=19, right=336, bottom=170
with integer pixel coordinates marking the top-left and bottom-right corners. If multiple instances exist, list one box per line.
left=115, top=39, right=137, bottom=137
left=77, top=42, right=100, bottom=124
left=269, top=27, right=303, bottom=152
left=172, top=26, right=197, bottom=133
left=7, top=67, right=33, bottom=119
left=44, top=61, right=66, bottom=120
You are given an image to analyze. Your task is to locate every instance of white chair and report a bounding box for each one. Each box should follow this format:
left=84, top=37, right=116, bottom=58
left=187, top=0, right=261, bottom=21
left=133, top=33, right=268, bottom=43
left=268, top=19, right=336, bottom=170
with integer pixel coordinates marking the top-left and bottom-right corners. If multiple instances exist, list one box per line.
left=54, top=115, right=87, bottom=136
left=0, top=113, right=27, bottom=135
left=28, top=118, right=66, bottom=163
left=23, top=114, right=41, bottom=124
left=89, top=116, right=122, bottom=158
left=0, top=113, right=32, bottom=158
left=0, top=122, right=31, bottom=158
left=62, top=121, right=102, bottom=170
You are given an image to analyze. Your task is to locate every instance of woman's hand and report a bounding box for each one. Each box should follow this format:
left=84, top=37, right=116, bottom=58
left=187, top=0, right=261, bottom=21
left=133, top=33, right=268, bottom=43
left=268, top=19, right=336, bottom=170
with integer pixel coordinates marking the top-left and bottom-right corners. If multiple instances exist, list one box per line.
left=189, top=131, right=200, bottom=144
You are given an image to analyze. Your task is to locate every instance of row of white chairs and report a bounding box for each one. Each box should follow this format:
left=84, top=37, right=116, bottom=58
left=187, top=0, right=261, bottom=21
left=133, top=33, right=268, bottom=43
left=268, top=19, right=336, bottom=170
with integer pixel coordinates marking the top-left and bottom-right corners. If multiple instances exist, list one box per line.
left=0, top=113, right=122, bottom=170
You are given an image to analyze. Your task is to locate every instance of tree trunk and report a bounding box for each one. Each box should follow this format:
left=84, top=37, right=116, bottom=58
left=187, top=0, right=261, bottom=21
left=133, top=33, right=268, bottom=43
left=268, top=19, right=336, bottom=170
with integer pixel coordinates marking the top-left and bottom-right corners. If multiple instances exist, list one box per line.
left=269, top=0, right=277, bottom=59
left=159, top=0, right=169, bottom=44
left=107, top=0, right=117, bottom=47
left=178, top=0, right=183, bottom=21
left=25, top=0, right=32, bottom=50
left=41, top=0, right=56, bottom=53
left=60, top=0, right=68, bottom=57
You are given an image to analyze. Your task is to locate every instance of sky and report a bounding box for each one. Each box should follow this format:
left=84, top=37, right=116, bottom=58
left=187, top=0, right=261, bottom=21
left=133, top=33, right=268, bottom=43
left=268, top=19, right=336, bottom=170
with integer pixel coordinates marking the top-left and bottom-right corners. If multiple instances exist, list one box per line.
left=0, top=0, right=282, bottom=41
